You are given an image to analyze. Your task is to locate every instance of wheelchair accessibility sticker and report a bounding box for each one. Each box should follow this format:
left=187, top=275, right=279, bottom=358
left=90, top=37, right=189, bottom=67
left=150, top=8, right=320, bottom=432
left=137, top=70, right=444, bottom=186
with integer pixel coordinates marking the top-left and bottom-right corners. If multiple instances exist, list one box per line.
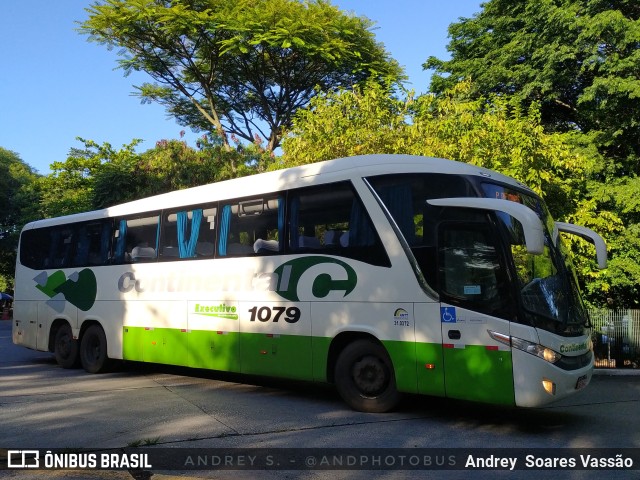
left=440, top=307, right=457, bottom=323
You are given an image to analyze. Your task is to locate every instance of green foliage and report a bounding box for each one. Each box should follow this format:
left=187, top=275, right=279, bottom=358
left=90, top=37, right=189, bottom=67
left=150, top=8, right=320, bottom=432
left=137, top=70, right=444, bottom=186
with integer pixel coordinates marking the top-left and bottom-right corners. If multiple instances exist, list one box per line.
left=0, top=148, right=41, bottom=291
left=80, top=0, right=403, bottom=165
left=278, top=82, right=413, bottom=167
left=566, top=177, right=640, bottom=307
left=424, top=0, right=640, bottom=174
left=40, top=139, right=142, bottom=216
left=40, top=135, right=272, bottom=215
left=283, top=81, right=593, bottom=216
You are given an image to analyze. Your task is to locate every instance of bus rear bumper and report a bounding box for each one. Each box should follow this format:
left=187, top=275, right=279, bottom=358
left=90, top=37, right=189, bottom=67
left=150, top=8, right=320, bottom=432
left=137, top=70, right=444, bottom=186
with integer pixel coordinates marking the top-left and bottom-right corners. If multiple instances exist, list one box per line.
left=512, top=349, right=594, bottom=407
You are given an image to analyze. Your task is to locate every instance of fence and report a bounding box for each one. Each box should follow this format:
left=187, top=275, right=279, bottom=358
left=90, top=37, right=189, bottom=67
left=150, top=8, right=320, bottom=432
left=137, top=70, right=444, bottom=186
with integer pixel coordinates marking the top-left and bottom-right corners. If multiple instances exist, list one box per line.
left=589, top=309, right=640, bottom=369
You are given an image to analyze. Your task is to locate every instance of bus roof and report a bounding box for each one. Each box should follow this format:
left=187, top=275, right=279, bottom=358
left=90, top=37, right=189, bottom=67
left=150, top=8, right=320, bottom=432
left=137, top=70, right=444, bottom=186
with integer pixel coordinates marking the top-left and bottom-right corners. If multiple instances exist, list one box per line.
left=23, top=154, right=531, bottom=230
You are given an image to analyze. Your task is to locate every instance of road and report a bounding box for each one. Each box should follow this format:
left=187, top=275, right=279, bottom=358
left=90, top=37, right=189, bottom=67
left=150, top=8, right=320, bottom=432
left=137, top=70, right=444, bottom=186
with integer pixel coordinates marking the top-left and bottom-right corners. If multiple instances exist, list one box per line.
left=1, top=319, right=639, bottom=479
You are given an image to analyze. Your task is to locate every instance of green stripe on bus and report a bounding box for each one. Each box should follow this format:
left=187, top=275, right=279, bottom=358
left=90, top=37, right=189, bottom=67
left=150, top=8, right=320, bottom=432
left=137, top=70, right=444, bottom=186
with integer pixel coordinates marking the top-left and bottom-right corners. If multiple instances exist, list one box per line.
left=123, top=327, right=509, bottom=401
left=442, top=345, right=515, bottom=405
left=123, top=327, right=313, bottom=379
left=415, top=342, right=446, bottom=397
left=383, top=340, right=419, bottom=394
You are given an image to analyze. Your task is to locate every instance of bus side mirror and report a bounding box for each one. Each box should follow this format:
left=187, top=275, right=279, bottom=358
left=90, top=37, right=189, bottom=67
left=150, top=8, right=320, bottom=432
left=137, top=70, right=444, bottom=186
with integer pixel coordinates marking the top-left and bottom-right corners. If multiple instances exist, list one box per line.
left=427, top=198, right=545, bottom=255
left=555, top=222, right=607, bottom=269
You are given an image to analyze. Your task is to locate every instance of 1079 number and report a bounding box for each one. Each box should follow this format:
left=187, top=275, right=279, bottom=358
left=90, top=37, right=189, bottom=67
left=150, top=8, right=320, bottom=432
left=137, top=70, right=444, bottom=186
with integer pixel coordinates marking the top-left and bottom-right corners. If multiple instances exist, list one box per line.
left=248, top=306, right=301, bottom=323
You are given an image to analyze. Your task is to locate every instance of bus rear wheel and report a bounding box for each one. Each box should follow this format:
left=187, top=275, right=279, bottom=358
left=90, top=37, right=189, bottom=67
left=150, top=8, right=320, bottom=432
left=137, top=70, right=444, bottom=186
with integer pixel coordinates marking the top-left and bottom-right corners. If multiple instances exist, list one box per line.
left=334, top=339, right=401, bottom=413
left=54, top=323, right=79, bottom=368
left=80, top=325, right=110, bottom=373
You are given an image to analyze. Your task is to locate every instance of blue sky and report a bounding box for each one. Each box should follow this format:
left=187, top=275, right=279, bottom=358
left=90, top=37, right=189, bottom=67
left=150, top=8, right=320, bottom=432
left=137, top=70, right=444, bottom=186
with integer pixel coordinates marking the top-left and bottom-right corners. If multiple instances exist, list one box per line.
left=0, top=1, right=481, bottom=174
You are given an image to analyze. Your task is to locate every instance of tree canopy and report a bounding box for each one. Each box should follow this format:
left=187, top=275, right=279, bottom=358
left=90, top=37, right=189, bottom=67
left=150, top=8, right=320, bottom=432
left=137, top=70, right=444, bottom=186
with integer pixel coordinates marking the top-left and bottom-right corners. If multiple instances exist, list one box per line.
left=424, top=0, right=640, bottom=174
left=80, top=0, right=403, bottom=163
left=282, top=81, right=592, bottom=214
left=0, top=148, right=41, bottom=291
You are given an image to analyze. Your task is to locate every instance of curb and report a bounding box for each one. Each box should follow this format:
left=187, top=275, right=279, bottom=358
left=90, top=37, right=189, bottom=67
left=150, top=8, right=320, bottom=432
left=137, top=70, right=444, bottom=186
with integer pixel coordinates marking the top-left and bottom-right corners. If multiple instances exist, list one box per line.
left=593, top=368, right=640, bottom=376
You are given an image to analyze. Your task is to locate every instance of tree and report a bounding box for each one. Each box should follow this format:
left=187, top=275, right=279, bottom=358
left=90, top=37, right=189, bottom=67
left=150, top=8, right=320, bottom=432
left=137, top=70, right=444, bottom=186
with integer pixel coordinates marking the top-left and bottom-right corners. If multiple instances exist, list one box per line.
left=39, top=139, right=142, bottom=217
left=80, top=0, right=403, bottom=165
left=0, top=148, right=41, bottom=291
left=92, top=136, right=267, bottom=207
left=568, top=177, right=640, bottom=307
left=424, top=0, right=640, bottom=174
left=283, top=81, right=593, bottom=215
left=278, top=82, right=414, bottom=167
left=40, top=135, right=271, bottom=216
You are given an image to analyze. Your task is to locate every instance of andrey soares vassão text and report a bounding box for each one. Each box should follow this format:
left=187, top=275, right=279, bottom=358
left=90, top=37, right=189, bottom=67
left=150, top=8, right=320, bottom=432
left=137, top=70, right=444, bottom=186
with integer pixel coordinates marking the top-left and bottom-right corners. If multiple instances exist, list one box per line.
left=465, top=454, right=634, bottom=470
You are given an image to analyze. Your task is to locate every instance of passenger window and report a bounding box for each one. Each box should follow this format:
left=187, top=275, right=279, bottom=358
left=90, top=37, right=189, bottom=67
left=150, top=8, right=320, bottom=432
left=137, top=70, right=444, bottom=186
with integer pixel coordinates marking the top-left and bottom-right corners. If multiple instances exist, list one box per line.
left=45, top=226, right=75, bottom=268
left=438, top=224, right=513, bottom=319
left=218, top=196, right=283, bottom=257
left=289, top=182, right=390, bottom=267
left=20, top=228, right=50, bottom=270
left=113, top=215, right=160, bottom=263
left=73, top=221, right=112, bottom=266
left=367, top=173, right=477, bottom=291
left=161, top=206, right=216, bottom=260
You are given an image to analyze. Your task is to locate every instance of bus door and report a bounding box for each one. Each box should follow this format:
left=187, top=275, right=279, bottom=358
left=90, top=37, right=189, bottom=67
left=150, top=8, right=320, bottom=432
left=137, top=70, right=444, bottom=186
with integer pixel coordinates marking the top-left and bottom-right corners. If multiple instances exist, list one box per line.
left=437, top=221, right=516, bottom=405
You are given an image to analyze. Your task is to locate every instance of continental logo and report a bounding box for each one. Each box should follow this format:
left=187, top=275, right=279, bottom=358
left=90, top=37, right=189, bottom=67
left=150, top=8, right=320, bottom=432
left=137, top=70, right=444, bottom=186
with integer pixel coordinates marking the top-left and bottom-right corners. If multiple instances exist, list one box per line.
left=273, top=257, right=357, bottom=301
left=193, top=303, right=238, bottom=320
left=559, top=341, right=589, bottom=354
left=34, top=269, right=97, bottom=312
left=118, top=256, right=358, bottom=301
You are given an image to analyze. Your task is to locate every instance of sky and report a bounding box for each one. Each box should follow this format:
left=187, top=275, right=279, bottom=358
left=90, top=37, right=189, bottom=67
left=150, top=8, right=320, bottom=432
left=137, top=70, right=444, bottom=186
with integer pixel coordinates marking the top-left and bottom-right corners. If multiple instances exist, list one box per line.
left=0, top=1, right=482, bottom=175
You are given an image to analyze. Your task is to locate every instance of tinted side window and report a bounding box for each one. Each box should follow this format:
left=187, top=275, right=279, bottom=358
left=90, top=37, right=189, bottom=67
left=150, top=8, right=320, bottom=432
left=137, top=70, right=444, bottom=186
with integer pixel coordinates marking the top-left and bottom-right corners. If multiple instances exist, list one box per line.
left=367, top=173, right=476, bottom=289
left=289, top=182, right=390, bottom=267
left=20, top=222, right=113, bottom=269
left=218, top=196, right=283, bottom=257
left=160, top=206, right=217, bottom=260
left=113, top=215, right=160, bottom=263
left=73, top=221, right=112, bottom=266
left=45, top=226, right=75, bottom=269
left=19, top=228, right=49, bottom=269
left=367, top=173, right=474, bottom=248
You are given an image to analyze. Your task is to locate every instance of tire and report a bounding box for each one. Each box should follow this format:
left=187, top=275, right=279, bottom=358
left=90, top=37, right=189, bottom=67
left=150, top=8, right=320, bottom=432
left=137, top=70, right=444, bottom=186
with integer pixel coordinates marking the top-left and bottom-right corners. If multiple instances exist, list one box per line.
left=80, top=325, right=110, bottom=373
left=334, top=339, right=401, bottom=413
left=53, top=323, right=79, bottom=368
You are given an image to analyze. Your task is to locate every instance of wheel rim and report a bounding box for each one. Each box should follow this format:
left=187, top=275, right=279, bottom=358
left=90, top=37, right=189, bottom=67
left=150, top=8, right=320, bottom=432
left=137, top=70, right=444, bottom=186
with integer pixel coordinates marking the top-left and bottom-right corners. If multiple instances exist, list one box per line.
left=351, top=354, right=389, bottom=396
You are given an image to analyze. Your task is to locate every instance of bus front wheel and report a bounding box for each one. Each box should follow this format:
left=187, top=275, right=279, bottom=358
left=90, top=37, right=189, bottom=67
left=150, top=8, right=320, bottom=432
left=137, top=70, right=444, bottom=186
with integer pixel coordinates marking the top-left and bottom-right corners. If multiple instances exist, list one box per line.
left=334, top=339, right=401, bottom=413
left=80, top=325, right=110, bottom=374
left=54, top=323, right=79, bottom=368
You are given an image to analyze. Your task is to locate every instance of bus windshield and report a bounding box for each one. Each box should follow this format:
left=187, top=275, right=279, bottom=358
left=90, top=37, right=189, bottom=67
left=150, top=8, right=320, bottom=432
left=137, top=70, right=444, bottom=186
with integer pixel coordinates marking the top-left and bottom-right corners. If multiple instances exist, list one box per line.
left=481, top=183, right=589, bottom=333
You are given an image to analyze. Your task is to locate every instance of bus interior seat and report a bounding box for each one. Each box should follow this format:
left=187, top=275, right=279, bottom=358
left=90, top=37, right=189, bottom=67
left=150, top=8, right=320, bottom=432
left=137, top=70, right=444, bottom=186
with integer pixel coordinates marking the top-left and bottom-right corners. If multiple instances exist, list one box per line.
left=163, top=246, right=179, bottom=257
left=340, top=231, right=349, bottom=247
left=253, top=239, right=279, bottom=254
left=131, top=245, right=156, bottom=261
left=323, top=230, right=342, bottom=246
left=298, top=236, right=321, bottom=249
left=324, top=230, right=350, bottom=247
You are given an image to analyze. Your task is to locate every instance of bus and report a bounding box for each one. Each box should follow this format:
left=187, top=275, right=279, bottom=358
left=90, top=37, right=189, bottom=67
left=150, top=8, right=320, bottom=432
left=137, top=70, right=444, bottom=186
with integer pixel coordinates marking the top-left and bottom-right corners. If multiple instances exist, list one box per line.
left=13, top=154, right=607, bottom=413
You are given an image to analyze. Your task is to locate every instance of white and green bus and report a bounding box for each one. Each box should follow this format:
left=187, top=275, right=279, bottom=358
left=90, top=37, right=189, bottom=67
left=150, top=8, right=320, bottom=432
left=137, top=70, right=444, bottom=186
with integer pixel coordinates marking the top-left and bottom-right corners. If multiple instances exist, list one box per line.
left=13, top=154, right=606, bottom=412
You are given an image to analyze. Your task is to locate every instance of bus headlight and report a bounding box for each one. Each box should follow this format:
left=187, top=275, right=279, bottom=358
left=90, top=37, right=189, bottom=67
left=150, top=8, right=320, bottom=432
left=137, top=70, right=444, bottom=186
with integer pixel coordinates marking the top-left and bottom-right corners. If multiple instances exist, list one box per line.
left=511, top=337, right=561, bottom=364
left=488, top=330, right=561, bottom=364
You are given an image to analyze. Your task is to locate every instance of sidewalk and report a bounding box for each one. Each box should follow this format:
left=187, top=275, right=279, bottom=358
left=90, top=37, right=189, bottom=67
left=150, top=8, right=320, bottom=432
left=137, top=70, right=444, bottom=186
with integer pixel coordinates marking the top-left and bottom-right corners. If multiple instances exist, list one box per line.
left=594, top=367, right=640, bottom=376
